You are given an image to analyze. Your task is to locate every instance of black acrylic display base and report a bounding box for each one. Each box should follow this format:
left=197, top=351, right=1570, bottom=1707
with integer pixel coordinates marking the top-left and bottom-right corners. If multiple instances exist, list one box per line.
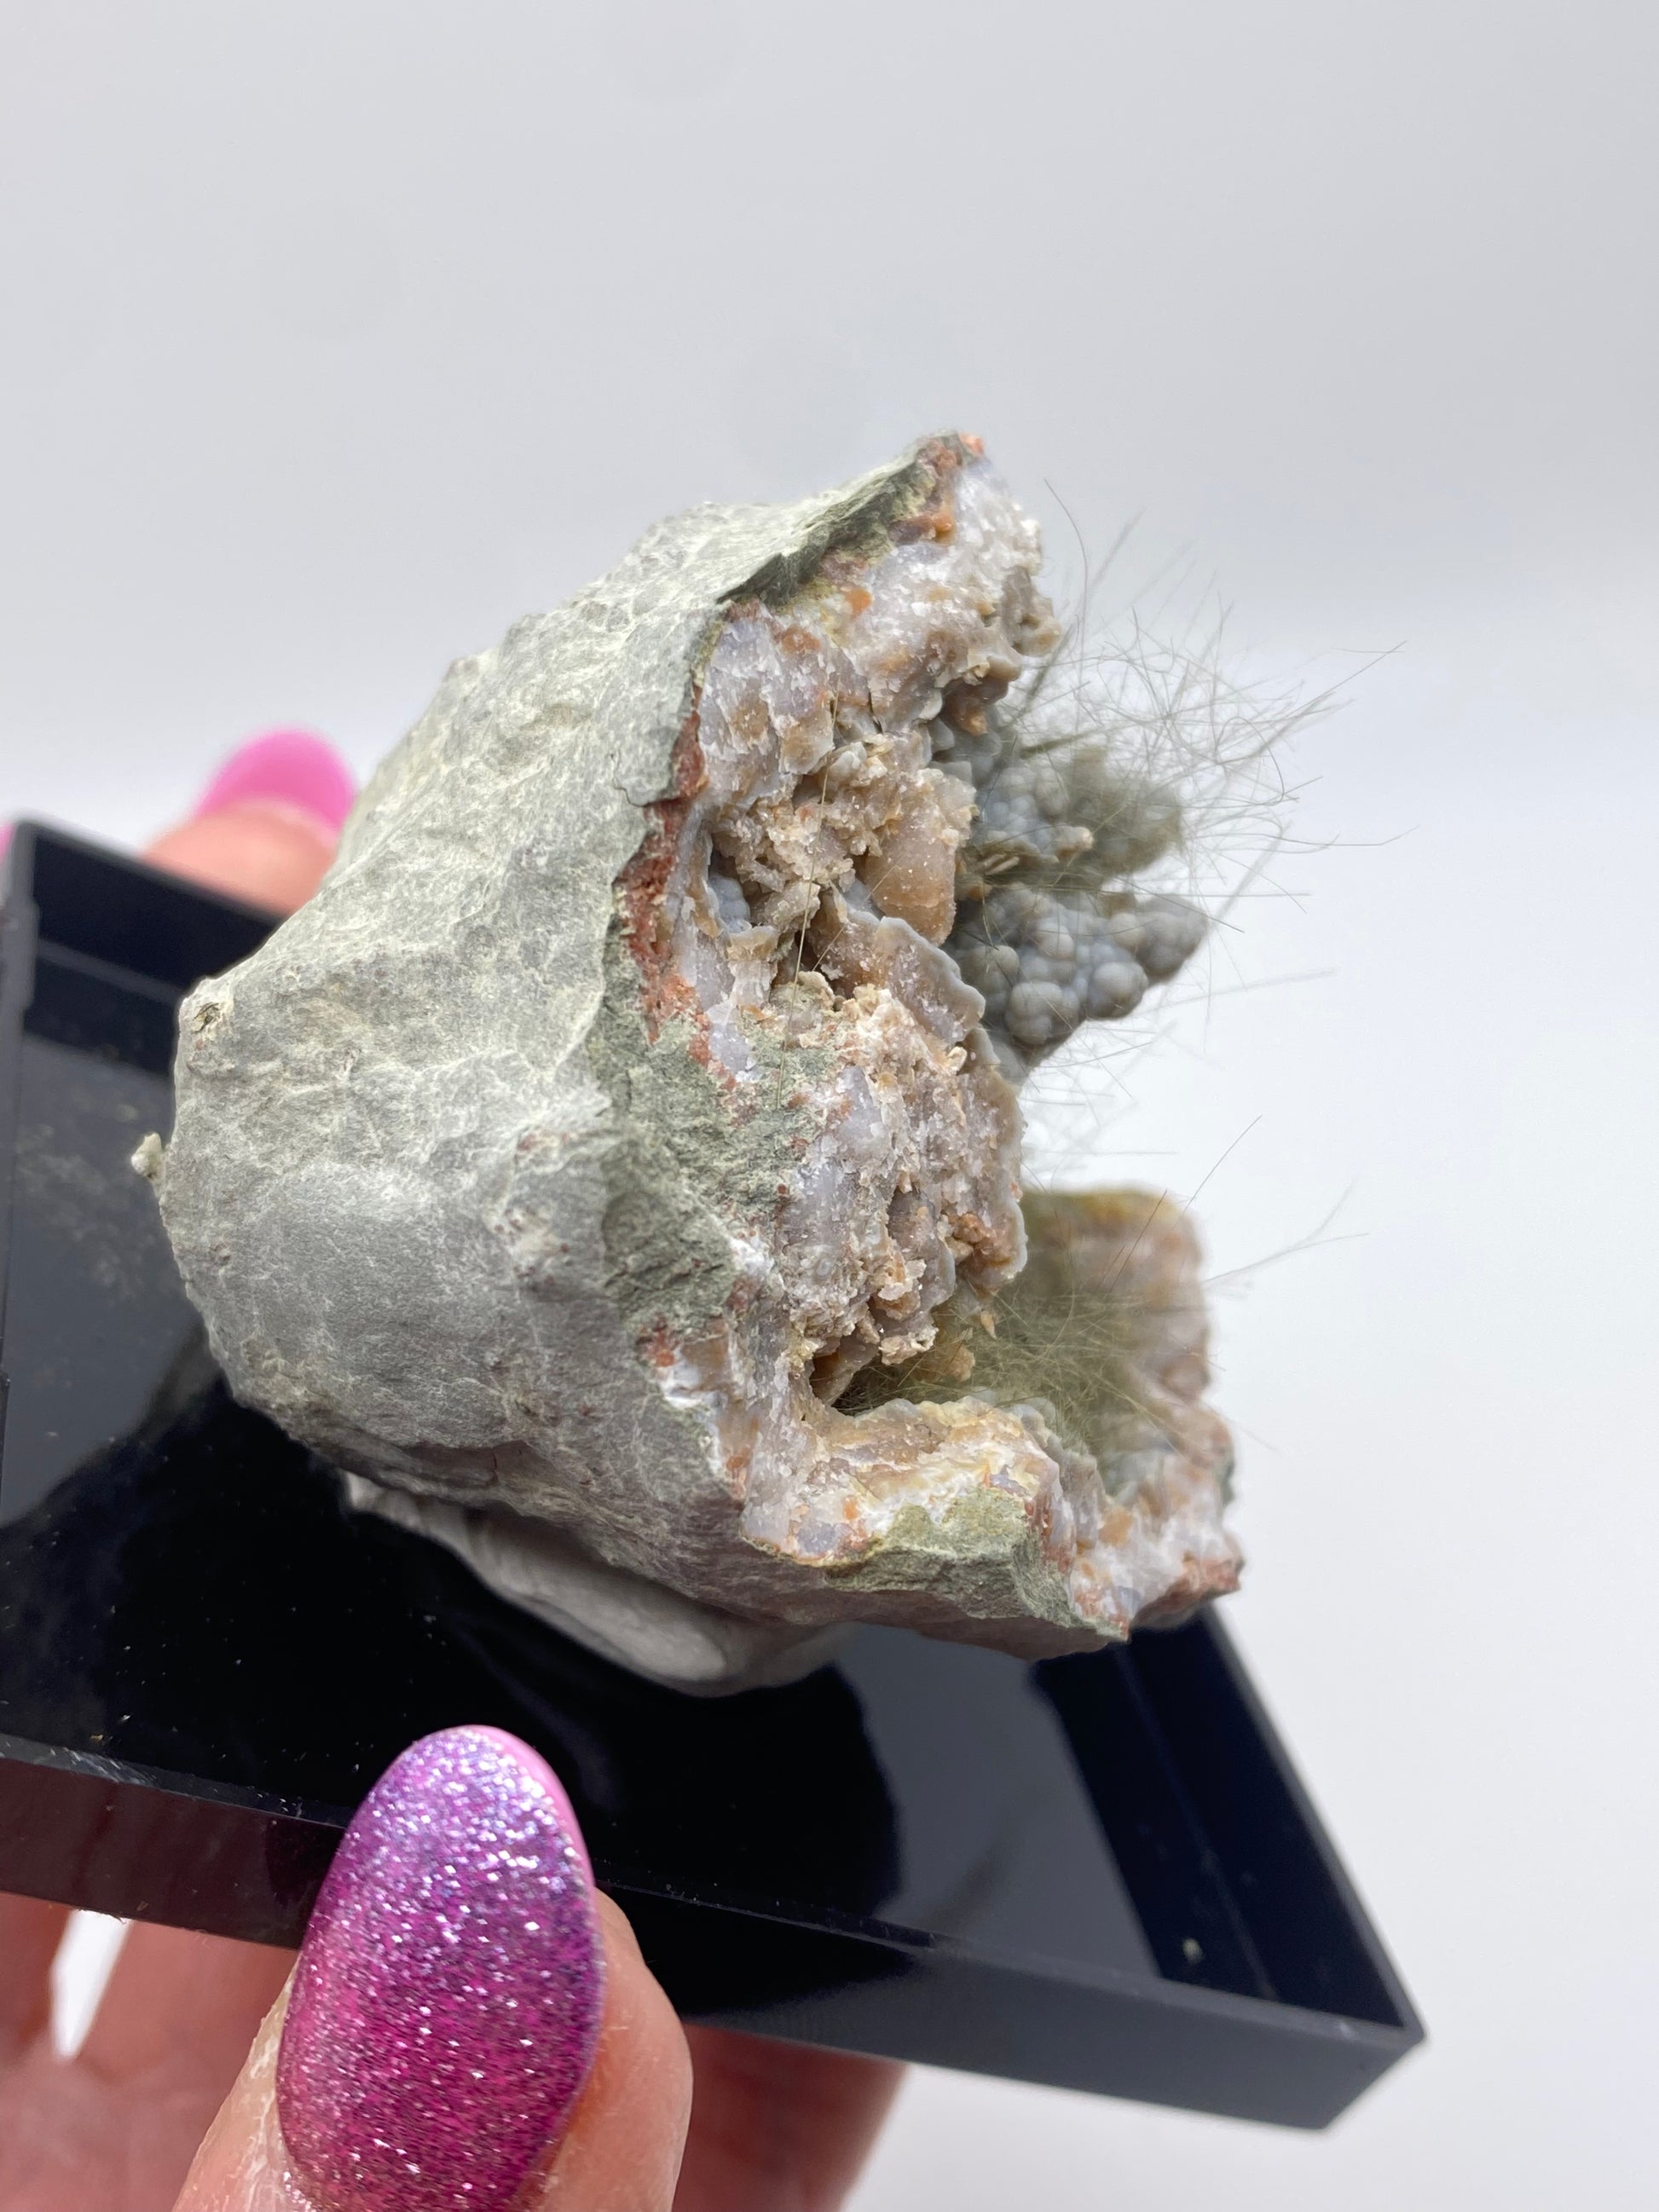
left=0, top=822, right=1421, bottom=2128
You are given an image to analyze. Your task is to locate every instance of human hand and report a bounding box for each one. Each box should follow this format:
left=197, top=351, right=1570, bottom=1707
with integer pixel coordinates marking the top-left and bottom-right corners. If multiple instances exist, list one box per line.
left=0, top=741, right=901, bottom=2210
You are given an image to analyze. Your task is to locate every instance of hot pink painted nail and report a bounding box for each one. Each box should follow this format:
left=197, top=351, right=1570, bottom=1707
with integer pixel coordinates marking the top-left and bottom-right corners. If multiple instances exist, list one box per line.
left=192, top=730, right=356, bottom=838
left=275, top=1726, right=605, bottom=2212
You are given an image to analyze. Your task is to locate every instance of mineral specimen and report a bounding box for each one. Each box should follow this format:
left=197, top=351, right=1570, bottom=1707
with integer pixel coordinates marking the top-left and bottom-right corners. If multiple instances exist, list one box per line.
left=143, top=435, right=1241, bottom=1686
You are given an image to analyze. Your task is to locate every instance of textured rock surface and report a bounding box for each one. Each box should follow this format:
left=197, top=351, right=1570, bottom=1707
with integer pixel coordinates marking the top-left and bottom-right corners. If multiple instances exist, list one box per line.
left=146, top=435, right=1240, bottom=1678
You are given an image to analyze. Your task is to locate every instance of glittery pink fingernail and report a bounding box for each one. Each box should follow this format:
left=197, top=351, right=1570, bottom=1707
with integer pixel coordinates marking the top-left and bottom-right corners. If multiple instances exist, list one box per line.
left=192, top=729, right=356, bottom=838
left=276, top=1726, right=605, bottom=2212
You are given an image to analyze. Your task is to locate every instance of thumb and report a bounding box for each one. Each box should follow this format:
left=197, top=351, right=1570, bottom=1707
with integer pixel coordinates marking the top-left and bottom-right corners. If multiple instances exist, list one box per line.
left=143, top=730, right=356, bottom=915
left=174, top=1728, right=691, bottom=2212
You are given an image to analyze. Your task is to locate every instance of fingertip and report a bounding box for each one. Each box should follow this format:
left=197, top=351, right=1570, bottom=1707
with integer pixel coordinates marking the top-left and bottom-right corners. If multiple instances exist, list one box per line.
left=143, top=729, right=356, bottom=915
left=192, top=731, right=356, bottom=840
left=275, top=1728, right=610, bottom=2212
left=143, top=806, right=336, bottom=915
left=174, top=1897, right=691, bottom=2212
left=171, top=1978, right=299, bottom=2212
left=520, top=1891, right=691, bottom=2212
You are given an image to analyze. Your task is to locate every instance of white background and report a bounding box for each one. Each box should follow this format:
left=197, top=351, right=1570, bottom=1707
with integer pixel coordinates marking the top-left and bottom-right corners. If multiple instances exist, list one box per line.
left=3, top=4, right=1655, bottom=2205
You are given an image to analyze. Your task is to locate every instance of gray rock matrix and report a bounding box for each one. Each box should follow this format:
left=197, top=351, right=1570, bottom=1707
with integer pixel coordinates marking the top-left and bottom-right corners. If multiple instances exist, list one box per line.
left=146, top=436, right=1240, bottom=1678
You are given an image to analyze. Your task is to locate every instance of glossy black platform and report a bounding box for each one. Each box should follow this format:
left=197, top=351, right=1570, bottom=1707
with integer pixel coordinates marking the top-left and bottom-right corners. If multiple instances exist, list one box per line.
left=0, top=822, right=1422, bottom=2127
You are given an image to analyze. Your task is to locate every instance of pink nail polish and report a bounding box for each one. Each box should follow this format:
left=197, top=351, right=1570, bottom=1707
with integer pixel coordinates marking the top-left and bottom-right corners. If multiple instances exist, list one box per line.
left=192, top=730, right=357, bottom=838
left=276, top=1726, right=605, bottom=2212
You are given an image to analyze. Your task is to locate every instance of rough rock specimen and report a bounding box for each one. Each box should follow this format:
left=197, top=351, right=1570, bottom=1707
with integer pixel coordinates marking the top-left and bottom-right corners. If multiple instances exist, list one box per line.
left=145, top=435, right=1240, bottom=1684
